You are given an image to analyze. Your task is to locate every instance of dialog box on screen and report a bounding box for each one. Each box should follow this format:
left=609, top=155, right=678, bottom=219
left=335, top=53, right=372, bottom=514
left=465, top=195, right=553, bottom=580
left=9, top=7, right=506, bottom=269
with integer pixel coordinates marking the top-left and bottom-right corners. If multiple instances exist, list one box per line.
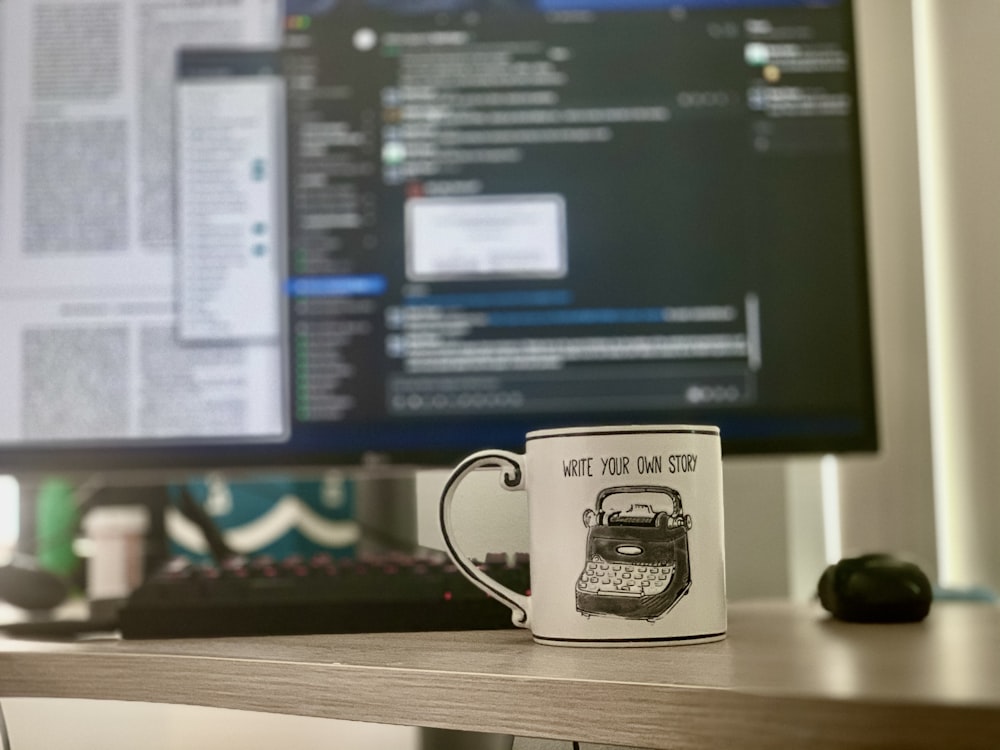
left=405, top=194, right=567, bottom=281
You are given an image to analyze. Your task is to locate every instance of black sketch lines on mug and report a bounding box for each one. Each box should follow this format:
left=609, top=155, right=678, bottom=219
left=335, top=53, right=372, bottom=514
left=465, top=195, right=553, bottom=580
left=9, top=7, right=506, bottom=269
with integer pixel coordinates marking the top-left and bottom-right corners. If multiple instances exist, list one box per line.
left=575, top=485, right=693, bottom=621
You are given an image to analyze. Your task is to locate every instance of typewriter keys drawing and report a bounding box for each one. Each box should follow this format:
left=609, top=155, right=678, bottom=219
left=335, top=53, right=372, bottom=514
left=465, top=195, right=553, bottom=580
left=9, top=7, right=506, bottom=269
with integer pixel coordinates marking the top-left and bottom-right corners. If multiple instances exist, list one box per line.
left=576, top=485, right=693, bottom=621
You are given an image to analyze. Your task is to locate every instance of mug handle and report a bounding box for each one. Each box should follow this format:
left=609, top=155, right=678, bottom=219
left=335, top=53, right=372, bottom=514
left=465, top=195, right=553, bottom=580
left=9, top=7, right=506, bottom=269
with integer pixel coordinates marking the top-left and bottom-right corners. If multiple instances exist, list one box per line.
left=439, top=449, right=531, bottom=629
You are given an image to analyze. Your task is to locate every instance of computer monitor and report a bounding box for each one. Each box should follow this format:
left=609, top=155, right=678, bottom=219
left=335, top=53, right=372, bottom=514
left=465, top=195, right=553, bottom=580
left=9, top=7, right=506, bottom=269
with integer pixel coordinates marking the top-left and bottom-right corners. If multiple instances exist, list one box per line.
left=0, top=0, right=875, bottom=476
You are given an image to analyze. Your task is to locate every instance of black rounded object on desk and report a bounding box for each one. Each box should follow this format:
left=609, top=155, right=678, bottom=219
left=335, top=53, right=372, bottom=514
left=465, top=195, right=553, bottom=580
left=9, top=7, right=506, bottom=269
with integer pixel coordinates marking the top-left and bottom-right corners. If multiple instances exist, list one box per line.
left=0, top=557, right=70, bottom=611
left=818, top=553, right=933, bottom=623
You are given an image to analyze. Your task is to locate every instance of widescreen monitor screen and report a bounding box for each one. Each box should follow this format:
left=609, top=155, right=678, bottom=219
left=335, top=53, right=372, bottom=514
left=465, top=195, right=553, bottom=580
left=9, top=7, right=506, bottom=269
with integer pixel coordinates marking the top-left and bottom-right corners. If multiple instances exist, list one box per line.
left=0, top=0, right=876, bottom=473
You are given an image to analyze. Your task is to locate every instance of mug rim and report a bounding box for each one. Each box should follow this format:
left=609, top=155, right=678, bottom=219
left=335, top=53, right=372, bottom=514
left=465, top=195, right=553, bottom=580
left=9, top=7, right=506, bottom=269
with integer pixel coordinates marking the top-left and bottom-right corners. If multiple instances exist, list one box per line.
left=525, top=424, right=720, bottom=441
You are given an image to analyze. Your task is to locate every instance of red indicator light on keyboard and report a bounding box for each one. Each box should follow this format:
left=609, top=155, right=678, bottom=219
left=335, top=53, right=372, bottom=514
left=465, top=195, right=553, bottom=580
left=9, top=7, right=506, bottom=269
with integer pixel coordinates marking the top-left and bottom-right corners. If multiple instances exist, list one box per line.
left=443, top=591, right=453, bottom=601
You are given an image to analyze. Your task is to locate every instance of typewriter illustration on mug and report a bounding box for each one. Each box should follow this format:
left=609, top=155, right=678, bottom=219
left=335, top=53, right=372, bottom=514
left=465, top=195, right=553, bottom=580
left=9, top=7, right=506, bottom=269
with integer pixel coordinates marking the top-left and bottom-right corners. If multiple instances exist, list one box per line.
left=575, top=485, right=693, bottom=621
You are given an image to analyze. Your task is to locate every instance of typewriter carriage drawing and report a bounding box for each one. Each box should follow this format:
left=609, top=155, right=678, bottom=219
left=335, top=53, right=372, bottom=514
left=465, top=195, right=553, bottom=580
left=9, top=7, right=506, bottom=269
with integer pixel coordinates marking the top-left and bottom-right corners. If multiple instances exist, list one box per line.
left=576, top=485, right=693, bottom=621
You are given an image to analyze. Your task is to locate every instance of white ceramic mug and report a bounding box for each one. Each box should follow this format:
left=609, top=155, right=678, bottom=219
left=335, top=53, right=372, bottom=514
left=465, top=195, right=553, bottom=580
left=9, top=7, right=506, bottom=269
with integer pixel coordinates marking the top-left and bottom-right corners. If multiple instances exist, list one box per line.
left=439, top=425, right=727, bottom=647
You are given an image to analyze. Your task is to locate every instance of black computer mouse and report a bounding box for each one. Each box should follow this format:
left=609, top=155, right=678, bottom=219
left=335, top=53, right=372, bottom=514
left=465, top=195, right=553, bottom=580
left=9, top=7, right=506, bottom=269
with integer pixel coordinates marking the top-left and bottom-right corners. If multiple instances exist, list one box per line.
left=818, top=553, right=932, bottom=623
left=0, top=557, right=70, bottom=611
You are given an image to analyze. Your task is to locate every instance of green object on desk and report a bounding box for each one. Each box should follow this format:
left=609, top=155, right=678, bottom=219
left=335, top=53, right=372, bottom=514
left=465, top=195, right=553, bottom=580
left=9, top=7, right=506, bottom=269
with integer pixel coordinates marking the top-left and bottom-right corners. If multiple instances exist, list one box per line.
left=35, top=478, right=79, bottom=577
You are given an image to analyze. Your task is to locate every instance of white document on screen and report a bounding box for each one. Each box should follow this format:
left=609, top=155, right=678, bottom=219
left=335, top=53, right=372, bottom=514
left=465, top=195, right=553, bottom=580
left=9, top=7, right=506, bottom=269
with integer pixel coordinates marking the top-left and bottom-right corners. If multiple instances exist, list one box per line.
left=176, top=71, right=286, bottom=344
left=0, top=0, right=287, bottom=445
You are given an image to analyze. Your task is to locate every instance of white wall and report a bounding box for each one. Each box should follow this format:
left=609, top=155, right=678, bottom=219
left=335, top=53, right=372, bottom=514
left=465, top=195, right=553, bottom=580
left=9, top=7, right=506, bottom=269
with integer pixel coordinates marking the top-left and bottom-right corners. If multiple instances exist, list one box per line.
left=836, top=0, right=937, bottom=574
left=912, top=0, right=1000, bottom=590
left=0, top=477, right=17, bottom=558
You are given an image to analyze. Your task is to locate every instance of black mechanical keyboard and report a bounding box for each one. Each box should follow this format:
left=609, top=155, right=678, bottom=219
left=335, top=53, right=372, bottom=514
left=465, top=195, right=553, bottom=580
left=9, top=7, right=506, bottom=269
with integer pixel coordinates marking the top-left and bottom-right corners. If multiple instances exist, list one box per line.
left=119, top=551, right=529, bottom=639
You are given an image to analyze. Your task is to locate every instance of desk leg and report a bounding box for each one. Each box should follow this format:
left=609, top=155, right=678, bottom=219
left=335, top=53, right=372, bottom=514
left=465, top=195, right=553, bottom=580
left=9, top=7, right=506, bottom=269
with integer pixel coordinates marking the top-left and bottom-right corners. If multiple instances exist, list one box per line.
left=512, top=740, right=643, bottom=750
left=511, top=740, right=571, bottom=750
left=420, top=728, right=514, bottom=750
left=0, top=699, right=10, bottom=750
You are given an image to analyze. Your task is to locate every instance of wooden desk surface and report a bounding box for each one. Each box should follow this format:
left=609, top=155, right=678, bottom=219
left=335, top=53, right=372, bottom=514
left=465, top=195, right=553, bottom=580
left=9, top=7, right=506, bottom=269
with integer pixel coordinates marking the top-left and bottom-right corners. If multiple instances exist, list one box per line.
left=0, top=600, right=998, bottom=750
